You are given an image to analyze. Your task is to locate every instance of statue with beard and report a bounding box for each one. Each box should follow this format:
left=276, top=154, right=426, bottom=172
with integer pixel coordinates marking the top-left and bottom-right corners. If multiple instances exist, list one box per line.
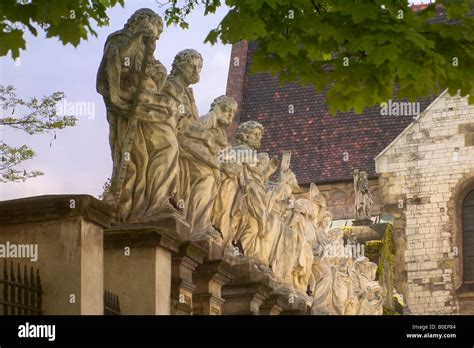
left=137, top=49, right=204, bottom=222
left=178, top=95, right=237, bottom=240
left=227, top=121, right=274, bottom=263
left=97, top=8, right=168, bottom=222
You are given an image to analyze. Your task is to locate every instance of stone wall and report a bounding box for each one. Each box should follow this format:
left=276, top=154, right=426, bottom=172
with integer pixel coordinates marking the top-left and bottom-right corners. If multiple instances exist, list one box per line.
left=296, top=180, right=381, bottom=221
left=375, top=92, right=474, bottom=314
left=0, top=195, right=111, bottom=314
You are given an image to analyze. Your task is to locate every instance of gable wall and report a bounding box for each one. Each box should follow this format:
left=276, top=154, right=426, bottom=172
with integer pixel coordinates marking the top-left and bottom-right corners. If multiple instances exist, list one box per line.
left=376, top=93, right=474, bottom=314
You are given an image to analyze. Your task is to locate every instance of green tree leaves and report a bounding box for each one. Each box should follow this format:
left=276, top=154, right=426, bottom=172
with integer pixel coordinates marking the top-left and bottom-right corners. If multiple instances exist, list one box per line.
left=0, top=0, right=124, bottom=58
left=165, top=0, right=474, bottom=114
left=0, top=85, right=78, bottom=182
left=2, top=0, right=473, bottom=114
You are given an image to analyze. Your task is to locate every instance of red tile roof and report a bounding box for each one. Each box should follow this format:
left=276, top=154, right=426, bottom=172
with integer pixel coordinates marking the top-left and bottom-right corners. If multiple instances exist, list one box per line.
left=237, top=43, right=437, bottom=185
left=411, top=3, right=430, bottom=12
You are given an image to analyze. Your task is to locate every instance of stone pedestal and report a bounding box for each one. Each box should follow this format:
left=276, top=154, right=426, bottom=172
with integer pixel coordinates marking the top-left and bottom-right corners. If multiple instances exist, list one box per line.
left=171, top=241, right=207, bottom=315
left=0, top=195, right=112, bottom=315
left=259, top=293, right=288, bottom=315
left=222, top=281, right=272, bottom=315
left=280, top=297, right=310, bottom=315
left=192, top=259, right=234, bottom=315
left=349, top=223, right=387, bottom=243
left=221, top=260, right=274, bottom=315
left=194, top=237, right=224, bottom=261
left=104, top=223, right=180, bottom=315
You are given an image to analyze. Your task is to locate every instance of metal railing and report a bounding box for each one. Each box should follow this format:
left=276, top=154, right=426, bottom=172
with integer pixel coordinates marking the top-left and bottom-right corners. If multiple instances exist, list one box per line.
left=0, top=260, right=42, bottom=315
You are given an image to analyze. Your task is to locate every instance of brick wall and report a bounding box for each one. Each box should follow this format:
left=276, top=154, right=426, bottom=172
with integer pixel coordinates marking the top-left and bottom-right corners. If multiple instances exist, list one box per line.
left=376, top=91, right=474, bottom=314
left=225, top=41, right=249, bottom=141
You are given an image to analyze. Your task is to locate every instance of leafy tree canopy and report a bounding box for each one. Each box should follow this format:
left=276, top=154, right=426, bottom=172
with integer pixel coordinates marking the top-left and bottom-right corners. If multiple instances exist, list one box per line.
left=0, top=0, right=124, bottom=58
left=1, top=0, right=473, bottom=113
left=0, top=85, right=77, bottom=182
left=164, top=0, right=474, bottom=113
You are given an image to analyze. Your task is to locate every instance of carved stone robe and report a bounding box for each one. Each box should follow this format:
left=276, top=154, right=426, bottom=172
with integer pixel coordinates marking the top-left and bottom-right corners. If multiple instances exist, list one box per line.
left=212, top=157, right=242, bottom=247
left=267, top=183, right=295, bottom=282
left=178, top=112, right=228, bottom=238
left=96, top=29, right=168, bottom=221
left=233, top=150, right=270, bottom=264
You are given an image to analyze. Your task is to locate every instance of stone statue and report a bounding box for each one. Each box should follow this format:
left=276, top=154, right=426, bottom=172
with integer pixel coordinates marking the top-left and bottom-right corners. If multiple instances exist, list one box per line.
left=330, top=236, right=358, bottom=315
left=311, top=222, right=385, bottom=315
left=268, top=153, right=301, bottom=283
left=354, top=169, right=373, bottom=222
left=234, top=151, right=276, bottom=264
left=178, top=95, right=237, bottom=240
left=134, top=49, right=205, bottom=222
left=212, top=150, right=244, bottom=249
left=212, top=121, right=263, bottom=253
left=353, top=257, right=384, bottom=315
left=229, top=121, right=276, bottom=263
left=290, top=198, right=317, bottom=292
left=97, top=8, right=169, bottom=222
left=307, top=187, right=330, bottom=295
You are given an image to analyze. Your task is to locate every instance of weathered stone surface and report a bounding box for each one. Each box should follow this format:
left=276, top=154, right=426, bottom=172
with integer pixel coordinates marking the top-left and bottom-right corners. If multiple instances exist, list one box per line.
left=0, top=194, right=112, bottom=228
left=193, top=259, right=234, bottom=315
left=104, top=224, right=181, bottom=315
left=0, top=195, right=112, bottom=314
left=354, top=169, right=373, bottom=222
left=376, top=92, right=474, bottom=314
left=171, top=241, right=207, bottom=314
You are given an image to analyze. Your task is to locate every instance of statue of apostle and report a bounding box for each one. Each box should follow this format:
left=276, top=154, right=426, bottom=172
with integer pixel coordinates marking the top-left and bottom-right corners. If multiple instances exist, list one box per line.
left=96, top=8, right=168, bottom=222
left=268, top=155, right=301, bottom=282
left=136, top=49, right=204, bottom=222
left=178, top=95, right=237, bottom=240
left=354, top=169, right=373, bottom=222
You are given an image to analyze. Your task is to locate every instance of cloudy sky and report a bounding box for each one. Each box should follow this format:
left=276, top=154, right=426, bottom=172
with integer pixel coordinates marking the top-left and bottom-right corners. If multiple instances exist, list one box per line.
left=0, top=0, right=231, bottom=200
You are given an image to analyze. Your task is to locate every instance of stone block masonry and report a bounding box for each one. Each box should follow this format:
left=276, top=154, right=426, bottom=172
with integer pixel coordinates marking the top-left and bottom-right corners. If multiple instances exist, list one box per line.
left=376, top=91, right=474, bottom=314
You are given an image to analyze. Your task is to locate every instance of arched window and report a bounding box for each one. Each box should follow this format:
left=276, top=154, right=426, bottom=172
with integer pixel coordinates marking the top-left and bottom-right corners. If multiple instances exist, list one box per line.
left=463, top=190, right=474, bottom=282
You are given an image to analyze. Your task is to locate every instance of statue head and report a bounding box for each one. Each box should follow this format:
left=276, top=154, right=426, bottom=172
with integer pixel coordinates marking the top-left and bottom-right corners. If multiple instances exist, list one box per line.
left=210, top=95, right=237, bottom=126
left=170, top=49, right=203, bottom=85
left=125, top=8, right=163, bottom=40
left=319, top=210, right=333, bottom=229
left=359, top=170, right=369, bottom=183
left=236, top=121, right=264, bottom=149
left=308, top=183, right=326, bottom=222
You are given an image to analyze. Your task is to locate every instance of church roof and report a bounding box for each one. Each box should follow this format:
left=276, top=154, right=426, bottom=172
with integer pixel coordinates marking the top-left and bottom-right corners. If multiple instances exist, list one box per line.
left=236, top=43, right=437, bottom=185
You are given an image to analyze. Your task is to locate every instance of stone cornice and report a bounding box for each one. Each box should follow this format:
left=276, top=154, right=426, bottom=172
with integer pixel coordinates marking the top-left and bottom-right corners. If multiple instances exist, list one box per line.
left=0, top=194, right=113, bottom=228
left=104, top=223, right=181, bottom=253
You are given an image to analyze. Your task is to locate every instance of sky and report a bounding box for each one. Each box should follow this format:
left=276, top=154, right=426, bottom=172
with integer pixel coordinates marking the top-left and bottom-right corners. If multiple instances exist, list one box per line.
left=0, top=0, right=231, bottom=200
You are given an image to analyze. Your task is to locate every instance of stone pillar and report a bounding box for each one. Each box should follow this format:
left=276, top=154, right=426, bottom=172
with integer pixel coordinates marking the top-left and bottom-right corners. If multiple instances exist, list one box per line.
left=259, top=293, right=288, bottom=315
left=104, top=223, right=180, bottom=315
left=222, top=281, right=272, bottom=315
left=192, top=259, right=234, bottom=315
left=221, top=261, right=273, bottom=315
left=0, top=195, right=112, bottom=315
left=171, top=241, right=207, bottom=315
left=280, top=299, right=310, bottom=315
